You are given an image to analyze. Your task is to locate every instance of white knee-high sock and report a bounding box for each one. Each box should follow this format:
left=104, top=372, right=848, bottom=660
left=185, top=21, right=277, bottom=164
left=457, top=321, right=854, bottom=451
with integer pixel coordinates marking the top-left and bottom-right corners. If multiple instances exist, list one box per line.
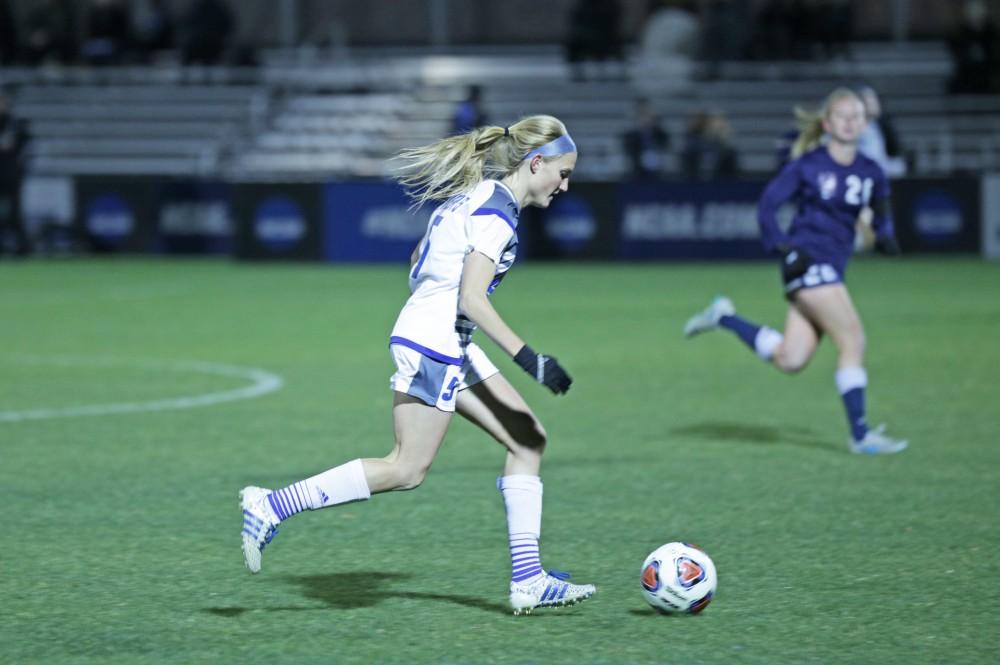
left=267, top=459, right=371, bottom=522
left=498, top=474, right=544, bottom=583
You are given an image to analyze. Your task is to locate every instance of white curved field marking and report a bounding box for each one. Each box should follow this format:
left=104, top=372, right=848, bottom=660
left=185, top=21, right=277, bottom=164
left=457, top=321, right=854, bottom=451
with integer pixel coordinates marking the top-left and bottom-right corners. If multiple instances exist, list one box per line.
left=0, top=357, right=284, bottom=423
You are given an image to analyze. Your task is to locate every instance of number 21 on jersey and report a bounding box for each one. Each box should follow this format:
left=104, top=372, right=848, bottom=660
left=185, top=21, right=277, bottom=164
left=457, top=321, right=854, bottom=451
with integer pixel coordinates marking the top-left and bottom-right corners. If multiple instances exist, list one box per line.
left=844, top=175, right=873, bottom=206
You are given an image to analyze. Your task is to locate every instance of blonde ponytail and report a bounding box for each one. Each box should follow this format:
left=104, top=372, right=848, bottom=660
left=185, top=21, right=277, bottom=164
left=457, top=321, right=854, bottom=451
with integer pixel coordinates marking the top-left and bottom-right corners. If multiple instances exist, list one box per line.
left=791, top=107, right=825, bottom=158
left=395, top=115, right=572, bottom=207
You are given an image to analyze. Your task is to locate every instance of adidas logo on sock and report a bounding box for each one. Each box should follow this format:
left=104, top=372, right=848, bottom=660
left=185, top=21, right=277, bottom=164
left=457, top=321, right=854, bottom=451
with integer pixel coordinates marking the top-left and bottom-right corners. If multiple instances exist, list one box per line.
left=318, top=488, right=330, bottom=504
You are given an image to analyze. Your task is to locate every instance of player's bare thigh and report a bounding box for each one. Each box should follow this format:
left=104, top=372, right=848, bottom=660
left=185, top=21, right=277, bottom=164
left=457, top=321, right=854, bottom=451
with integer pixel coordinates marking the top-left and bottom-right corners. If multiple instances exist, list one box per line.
left=363, top=392, right=453, bottom=492
left=793, top=283, right=866, bottom=366
left=772, top=304, right=822, bottom=373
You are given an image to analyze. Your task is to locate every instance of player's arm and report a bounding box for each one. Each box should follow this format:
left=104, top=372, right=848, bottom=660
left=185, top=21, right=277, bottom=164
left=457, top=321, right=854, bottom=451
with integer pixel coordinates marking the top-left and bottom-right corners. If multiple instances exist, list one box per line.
left=459, top=251, right=523, bottom=356
left=854, top=206, right=877, bottom=252
left=757, top=159, right=800, bottom=255
left=759, top=159, right=815, bottom=277
left=869, top=173, right=901, bottom=255
left=459, top=251, right=572, bottom=394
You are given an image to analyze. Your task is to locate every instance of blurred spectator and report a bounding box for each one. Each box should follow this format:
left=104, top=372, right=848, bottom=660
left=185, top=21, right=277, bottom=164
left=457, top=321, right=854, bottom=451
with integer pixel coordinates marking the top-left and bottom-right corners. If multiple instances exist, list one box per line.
left=0, top=90, right=31, bottom=257
left=0, top=0, right=18, bottom=65
left=82, top=0, right=132, bottom=66
left=856, top=86, right=906, bottom=178
left=682, top=110, right=739, bottom=180
left=133, top=0, right=176, bottom=62
left=622, top=98, right=671, bottom=180
left=452, top=85, right=488, bottom=135
left=948, top=0, right=1000, bottom=94
left=564, top=0, right=625, bottom=80
left=638, top=0, right=700, bottom=61
left=180, top=0, right=234, bottom=66
left=24, top=0, right=77, bottom=65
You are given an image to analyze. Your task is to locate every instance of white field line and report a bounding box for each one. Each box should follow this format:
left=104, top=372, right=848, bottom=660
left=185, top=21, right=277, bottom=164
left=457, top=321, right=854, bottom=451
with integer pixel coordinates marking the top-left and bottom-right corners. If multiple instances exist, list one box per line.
left=0, top=357, right=284, bottom=423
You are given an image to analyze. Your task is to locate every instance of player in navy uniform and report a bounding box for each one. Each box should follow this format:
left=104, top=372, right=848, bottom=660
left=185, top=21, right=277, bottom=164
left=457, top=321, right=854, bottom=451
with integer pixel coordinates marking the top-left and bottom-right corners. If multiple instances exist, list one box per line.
left=683, top=88, right=907, bottom=455
left=239, top=115, right=596, bottom=614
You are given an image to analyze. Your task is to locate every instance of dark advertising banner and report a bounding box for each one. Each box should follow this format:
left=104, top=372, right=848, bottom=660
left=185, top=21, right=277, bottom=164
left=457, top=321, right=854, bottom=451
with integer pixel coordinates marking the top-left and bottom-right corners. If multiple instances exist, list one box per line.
left=156, top=181, right=233, bottom=255
left=520, top=183, right=617, bottom=260
left=232, top=183, right=323, bottom=260
left=889, top=177, right=980, bottom=253
left=75, top=177, right=158, bottom=253
left=617, top=180, right=770, bottom=260
left=322, top=182, right=424, bottom=262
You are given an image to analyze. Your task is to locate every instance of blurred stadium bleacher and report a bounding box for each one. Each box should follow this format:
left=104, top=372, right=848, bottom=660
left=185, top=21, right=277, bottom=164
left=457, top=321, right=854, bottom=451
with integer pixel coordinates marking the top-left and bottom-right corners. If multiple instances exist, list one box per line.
left=3, top=39, right=1000, bottom=182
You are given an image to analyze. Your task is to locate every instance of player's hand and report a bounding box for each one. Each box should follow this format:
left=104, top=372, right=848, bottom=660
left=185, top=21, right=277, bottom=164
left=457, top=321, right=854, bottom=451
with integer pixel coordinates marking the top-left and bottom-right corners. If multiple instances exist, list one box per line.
left=780, top=246, right=813, bottom=281
left=514, top=345, right=572, bottom=395
left=854, top=207, right=877, bottom=252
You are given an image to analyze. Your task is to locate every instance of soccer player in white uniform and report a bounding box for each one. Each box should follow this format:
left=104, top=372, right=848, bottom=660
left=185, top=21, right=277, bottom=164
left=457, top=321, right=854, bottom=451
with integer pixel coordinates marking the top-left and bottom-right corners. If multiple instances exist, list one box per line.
left=240, top=115, right=595, bottom=614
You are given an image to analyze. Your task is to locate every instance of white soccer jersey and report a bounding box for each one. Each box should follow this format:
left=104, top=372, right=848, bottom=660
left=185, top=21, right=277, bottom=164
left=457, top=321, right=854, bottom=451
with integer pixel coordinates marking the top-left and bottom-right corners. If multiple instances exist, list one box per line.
left=389, top=180, right=520, bottom=365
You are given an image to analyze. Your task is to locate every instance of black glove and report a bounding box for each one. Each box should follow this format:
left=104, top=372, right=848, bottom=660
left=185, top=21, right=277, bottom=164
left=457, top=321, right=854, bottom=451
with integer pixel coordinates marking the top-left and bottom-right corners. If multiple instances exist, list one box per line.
left=779, top=246, right=813, bottom=282
left=875, top=235, right=901, bottom=256
left=514, top=345, right=572, bottom=395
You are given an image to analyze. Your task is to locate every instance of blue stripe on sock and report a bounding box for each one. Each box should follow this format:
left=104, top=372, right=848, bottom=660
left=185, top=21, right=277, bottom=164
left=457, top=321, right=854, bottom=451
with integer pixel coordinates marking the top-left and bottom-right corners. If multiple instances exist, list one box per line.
left=269, top=484, right=315, bottom=521
left=509, top=533, right=542, bottom=583
left=292, top=484, right=306, bottom=510
left=267, top=494, right=286, bottom=520
left=276, top=491, right=291, bottom=517
left=512, top=565, right=542, bottom=582
left=283, top=488, right=299, bottom=515
left=513, top=566, right=541, bottom=578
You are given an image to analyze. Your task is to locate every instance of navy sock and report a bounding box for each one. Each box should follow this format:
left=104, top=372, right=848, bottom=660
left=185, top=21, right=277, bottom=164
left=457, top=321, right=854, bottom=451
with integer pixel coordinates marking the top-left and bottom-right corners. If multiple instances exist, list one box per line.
left=836, top=368, right=869, bottom=441
left=841, top=387, right=868, bottom=441
left=719, top=314, right=762, bottom=352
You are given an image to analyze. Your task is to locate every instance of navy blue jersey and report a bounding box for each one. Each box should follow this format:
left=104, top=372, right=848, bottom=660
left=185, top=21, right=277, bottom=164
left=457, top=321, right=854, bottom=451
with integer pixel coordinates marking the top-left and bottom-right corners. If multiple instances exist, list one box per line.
left=758, top=146, right=894, bottom=273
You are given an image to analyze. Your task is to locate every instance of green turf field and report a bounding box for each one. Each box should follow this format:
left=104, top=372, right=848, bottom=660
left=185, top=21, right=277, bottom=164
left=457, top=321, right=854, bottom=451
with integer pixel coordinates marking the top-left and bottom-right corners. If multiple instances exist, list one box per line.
left=1, top=257, right=997, bottom=665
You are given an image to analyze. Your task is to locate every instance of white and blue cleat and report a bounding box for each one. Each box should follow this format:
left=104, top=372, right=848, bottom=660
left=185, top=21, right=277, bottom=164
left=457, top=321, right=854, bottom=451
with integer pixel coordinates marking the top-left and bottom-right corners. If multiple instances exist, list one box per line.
left=240, top=486, right=280, bottom=573
left=850, top=424, right=908, bottom=455
left=509, top=570, right=596, bottom=615
left=683, top=296, right=735, bottom=338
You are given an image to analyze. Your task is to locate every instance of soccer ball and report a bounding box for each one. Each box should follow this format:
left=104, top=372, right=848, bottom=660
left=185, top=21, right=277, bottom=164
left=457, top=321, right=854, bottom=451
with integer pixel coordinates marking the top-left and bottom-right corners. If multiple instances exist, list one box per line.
left=640, top=542, right=717, bottom=614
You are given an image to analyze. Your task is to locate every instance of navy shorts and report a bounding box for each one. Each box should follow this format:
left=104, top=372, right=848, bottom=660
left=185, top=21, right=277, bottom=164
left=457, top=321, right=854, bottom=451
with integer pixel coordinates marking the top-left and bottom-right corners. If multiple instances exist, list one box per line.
left=783, top=262, right=844, bottom=298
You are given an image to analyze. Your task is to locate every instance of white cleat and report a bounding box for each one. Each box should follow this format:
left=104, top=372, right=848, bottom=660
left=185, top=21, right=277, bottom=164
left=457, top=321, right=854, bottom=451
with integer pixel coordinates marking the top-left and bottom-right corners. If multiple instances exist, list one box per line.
left=240, top=486, right=280, bottom=573
left=850, top=424, right=908, bottom=455
left=683, top=296, right=735, bottom=338
left=509, top=571, right=596, bottom=615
